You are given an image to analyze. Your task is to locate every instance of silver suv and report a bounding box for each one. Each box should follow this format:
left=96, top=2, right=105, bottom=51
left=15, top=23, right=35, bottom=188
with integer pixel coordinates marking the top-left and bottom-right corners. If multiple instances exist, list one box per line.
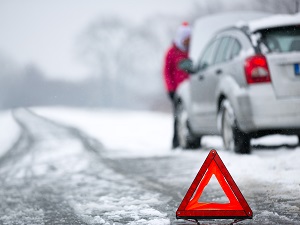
left=176, top=14, right=300, bottom=153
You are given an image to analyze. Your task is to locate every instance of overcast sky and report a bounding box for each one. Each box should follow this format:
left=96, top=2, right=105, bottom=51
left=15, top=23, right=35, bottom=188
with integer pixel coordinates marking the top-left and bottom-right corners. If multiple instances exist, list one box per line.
left=0, top=0, right=192, bottom=81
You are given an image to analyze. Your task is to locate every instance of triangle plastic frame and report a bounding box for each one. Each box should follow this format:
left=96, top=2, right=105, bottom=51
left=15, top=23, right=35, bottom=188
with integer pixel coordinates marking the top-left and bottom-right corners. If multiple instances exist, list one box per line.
left=176, top=150, right=253, bottom=220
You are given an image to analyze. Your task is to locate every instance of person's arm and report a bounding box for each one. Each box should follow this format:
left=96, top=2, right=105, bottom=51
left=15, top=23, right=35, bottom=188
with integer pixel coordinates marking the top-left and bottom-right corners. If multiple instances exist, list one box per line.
left=163, top=49, right=175, bottom=99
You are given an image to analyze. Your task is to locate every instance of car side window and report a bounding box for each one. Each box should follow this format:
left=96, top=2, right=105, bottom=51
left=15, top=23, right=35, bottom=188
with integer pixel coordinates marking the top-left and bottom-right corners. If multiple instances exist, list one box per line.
left=198, top=39, right=220, bottom=70
left=214, top=37, right=231, bottom=64
left=228, top=38, right=241, bottom=60
left=224, top=38, right=234, bottom=61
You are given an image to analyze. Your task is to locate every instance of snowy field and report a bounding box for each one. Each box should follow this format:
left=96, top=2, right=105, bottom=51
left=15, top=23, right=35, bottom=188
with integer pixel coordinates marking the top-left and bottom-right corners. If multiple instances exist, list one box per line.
left=0, top=111, right=20, bottom=158
left=0, top=107, right=299, bottom=224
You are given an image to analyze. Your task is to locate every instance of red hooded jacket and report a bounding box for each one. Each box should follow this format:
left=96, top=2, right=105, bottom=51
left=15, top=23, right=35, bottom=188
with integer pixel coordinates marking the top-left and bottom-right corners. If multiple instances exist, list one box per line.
left=163, top=44, right=189, bottom=92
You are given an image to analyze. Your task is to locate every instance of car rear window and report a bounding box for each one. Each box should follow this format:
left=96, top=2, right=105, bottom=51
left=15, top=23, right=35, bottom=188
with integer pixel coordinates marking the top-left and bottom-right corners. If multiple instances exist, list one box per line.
left=256, top=26, right=300, bottom=53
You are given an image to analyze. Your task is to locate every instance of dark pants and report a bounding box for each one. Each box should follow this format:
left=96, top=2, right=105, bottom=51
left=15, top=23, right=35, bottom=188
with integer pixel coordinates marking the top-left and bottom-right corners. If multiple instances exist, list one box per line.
left=169, top=92, right=179, bottom=148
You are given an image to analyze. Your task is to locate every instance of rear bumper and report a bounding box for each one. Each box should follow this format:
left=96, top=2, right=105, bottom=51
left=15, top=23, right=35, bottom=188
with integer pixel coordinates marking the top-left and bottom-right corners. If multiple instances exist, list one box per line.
left=234, top=84, right=300, bottom=134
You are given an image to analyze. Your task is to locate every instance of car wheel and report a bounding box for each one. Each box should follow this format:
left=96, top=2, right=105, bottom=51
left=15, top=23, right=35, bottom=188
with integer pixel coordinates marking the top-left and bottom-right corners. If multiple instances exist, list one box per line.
left=220, top=99, right=251, bottom=154
left=176, top=102, right=201, bottom=149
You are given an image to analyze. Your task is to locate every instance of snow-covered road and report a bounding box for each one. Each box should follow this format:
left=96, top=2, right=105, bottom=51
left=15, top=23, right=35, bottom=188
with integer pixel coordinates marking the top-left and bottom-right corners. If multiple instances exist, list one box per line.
left=0, top=108, right=299, bottom=224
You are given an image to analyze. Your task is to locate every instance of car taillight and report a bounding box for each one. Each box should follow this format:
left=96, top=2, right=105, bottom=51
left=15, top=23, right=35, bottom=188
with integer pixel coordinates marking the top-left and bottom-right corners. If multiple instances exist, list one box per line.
left=244, top=55, right=271, bottom=84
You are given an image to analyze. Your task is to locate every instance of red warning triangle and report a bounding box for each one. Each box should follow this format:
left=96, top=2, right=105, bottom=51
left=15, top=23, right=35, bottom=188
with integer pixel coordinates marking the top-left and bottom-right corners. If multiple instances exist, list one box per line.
left=176, top=150, right=253, bottom=220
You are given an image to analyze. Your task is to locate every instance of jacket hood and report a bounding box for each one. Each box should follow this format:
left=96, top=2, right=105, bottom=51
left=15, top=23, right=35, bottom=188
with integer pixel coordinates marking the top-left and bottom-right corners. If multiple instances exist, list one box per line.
left=174, top=23, right=191, bottom=52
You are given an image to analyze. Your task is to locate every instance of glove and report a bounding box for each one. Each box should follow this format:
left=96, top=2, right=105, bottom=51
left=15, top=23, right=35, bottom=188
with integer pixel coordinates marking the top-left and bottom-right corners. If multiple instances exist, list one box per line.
left=179, top=59, right=193, bottom=73
left=168, top=92, right=175, bottom=100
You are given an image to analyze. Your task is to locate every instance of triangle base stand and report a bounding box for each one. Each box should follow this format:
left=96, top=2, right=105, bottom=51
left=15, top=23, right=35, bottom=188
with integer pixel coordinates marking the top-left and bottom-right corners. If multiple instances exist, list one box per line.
left=183, top=218, right=248, bottom=225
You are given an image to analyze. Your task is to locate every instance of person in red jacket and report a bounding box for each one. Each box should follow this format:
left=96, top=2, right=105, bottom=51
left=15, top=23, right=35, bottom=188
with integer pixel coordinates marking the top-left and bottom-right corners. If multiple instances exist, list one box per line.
left=163, top=22, right=191, bottom=149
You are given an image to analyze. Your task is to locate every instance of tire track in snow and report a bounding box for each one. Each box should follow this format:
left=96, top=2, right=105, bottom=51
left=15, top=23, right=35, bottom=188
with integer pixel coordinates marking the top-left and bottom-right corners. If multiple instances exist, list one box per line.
left=0, top=109, right=173, bottom=224
left=0, top=109, right=90, bottom=225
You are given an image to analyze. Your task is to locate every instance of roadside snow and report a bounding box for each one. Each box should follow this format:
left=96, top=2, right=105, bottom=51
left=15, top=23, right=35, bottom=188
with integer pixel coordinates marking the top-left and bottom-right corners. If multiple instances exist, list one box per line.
left=34, top=107, right=173, bottom=158
left=33, top=107, right=300, bottom=187
left=0, top=110, right=20, bottom=158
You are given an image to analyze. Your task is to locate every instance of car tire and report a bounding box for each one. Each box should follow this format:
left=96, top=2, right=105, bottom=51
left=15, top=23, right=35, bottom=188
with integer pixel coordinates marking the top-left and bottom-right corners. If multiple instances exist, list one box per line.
left=220, top=99, right=251, bottom=154
left=176, top=101, right=201, bottom=149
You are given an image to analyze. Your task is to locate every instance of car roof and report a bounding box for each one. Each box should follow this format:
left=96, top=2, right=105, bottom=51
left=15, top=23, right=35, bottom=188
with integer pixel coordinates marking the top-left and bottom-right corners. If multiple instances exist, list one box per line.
left=239, top=13, right=300, bottom=32
left=189, top=11, right=271, bottom=62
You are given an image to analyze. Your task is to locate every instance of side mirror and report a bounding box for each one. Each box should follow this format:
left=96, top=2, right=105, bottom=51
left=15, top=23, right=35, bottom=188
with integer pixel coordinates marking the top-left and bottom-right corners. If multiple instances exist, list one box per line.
left=179, top=59, right=196, bottom=74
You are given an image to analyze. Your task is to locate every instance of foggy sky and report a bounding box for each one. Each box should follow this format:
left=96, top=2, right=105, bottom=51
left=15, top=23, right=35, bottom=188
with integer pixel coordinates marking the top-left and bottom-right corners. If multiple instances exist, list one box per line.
left=0, top=0, right=192, bottom=81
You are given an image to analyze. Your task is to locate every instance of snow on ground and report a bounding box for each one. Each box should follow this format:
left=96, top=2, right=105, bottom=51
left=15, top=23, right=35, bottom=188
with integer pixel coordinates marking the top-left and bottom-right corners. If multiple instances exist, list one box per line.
left=0, top=109, right=172, bottom=225
left=0, top=110, right=20, bottom=158
left=34, top=107, right=174, bottom=158
left=33, top=107, right=300, bottom=190
left=1, top=107, right=299, bottom=224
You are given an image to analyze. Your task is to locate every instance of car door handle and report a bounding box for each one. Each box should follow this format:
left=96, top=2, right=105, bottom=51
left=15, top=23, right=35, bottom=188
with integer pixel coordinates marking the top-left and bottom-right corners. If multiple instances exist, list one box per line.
left=216, top=69, right=222, bottom=75
left=198, top=74, right=204, bottom=80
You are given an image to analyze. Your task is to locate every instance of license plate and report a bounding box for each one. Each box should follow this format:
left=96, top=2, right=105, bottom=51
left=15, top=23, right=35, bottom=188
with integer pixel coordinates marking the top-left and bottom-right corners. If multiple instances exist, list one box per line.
left=294, top=64, right=300, bottom=76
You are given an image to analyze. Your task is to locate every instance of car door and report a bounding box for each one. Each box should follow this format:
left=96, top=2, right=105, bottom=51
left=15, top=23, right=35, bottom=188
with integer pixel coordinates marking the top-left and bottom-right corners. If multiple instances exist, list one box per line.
left=189, top=38, right=221, bottom=131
